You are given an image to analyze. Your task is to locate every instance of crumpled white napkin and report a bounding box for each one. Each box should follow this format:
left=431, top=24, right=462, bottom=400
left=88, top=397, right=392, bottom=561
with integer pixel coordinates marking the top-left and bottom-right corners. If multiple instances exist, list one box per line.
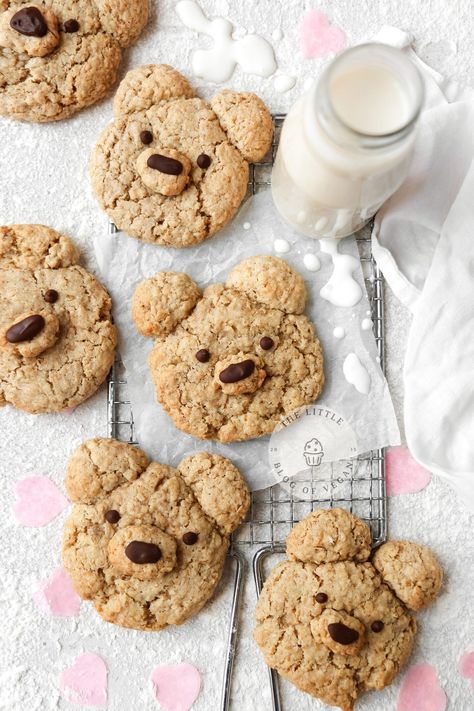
left=372, top=27, right=474, bottom=508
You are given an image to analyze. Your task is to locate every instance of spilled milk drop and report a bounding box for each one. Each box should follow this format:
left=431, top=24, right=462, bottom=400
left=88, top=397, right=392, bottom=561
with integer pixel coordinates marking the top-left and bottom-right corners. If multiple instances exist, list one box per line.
left=333, top=326, right=345, bottom=339
left=274, top=74, right=297, bottom=93
left=303, top=253, right=320, bottom=272
left=176, top=0, right=277, bottom=82
left=319, top=239, right=363, bottom=308
left=274, top=238, right=291, bottom=254
left=343, top=353, right=371, bottom=395
left=361, top=318, right=373, bottom=331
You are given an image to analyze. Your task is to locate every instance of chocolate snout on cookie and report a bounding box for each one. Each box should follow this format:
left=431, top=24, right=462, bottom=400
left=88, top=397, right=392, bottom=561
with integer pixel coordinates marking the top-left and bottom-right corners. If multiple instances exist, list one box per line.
left=0, top=4, right=60, bottom=57
left=108, top=524, right=177, bottom=581
left=313, top=609, right=366, bottom=656
left=137, top=147, right=192, bottom=197
left=1, top=310, right=60, bottom=358
left=215, top=353, right=266, bottom=395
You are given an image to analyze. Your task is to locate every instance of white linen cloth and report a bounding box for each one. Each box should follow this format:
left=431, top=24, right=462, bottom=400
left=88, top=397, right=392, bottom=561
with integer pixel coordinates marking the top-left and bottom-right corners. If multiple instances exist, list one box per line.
left=372, top=27, right=474, bottom=507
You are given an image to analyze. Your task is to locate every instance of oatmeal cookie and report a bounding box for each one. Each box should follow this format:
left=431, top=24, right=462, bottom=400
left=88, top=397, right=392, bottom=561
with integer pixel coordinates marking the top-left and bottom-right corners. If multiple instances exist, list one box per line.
left=254, top=509, right=443, bottom=711
left=90, top=64, right=273, bottom=247
left=0, top=224, right=116, bottom=412
left=0, top=1, right=148, bottom=122
left=63, top=438, right=250, bottom=631
left=132, top=255, right=325, bottom=442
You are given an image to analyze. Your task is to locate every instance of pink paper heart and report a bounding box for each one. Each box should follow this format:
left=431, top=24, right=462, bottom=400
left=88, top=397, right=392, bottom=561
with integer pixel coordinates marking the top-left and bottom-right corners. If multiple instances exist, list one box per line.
left=301, top=10, right=346, bottom=59
left=459, top=652, right=474, bottom=690
left=397, top=663, right=447, bottom=711
left=13, top=476, right=69, bottom=526
left=60, top=652, right=107, bottom=708
left=386, top=446, right=432, bottom=496
left=33, top=568, right=81, bottom=617
left=151, top=663, right=201, bottom=711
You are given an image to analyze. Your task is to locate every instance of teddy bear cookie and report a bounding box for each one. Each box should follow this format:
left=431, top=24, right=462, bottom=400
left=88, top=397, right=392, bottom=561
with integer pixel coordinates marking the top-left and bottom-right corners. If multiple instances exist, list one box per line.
left=254, top=508, right=443, bottom=711
left=90, top=64, right=273, bottom=247
left=0, top=1, right=149, bottom=122
left=132, top=255, right=325, bottom=442
left=0, top=224, right=116, bottom=412
left=62, top=438, right=250, bottom=631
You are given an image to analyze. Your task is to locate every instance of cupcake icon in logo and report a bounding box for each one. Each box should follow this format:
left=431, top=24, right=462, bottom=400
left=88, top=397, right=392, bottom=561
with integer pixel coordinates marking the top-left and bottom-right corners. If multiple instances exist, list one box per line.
left=303, top=438, right=324, bottom=467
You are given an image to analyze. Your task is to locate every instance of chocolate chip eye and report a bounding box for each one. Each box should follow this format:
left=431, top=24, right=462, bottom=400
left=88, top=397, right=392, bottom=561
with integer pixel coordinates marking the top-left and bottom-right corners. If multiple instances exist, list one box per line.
left=44, top=289, right=59, bottom=303
left=197, top=153, right=211, bottom=169
left=195, top=349, right=210, bottom=363
left=315, top=592, right=328, bottom=604
left=63, top=19, right=80, bottom=33
left=105, top=509, right=120, bottom=524
left=260, top=336, right=274, bottom=350
left=371, top=620, right=384, bottom=633
left=182, top=532, right=199, bottom=545
left=140, top=130, right=153, bottom=145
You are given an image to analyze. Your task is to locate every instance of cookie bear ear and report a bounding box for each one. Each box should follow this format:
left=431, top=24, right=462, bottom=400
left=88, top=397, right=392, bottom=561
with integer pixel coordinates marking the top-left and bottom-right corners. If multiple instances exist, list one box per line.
left=0, top=225, right=79, bottom=270
left=211, top=90, right=273, bottom=162
left=178, top=453, right=250, bottom=535
left=373, top=540, right=443, bottom=611
left=95, top=0, right=149, bottom=48
left=226, top=256, right=307, bottom=314
left=286, top=508, right=372, bottom=564
left=132, top=272, right=201, bottom=339
left=113, top=64, right=195, bottom=117
left=65, top=439, right=149, bottom=504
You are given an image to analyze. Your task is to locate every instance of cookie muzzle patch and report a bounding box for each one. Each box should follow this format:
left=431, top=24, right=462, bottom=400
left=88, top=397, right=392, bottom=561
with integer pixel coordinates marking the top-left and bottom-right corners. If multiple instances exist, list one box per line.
left=2, top=4, right=60, bottom=57
left=108, top=525, right=177, bottom=580
left=137, top=148, right=191, bottom=197
left=214, top=354, right=266, bottom=396
left=313, top=609, right=366, bottom=656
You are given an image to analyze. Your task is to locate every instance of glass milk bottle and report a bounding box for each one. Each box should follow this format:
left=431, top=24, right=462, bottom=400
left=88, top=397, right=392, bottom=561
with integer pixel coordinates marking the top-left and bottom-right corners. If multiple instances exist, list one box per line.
left=272, top=44, right=424, bottom=239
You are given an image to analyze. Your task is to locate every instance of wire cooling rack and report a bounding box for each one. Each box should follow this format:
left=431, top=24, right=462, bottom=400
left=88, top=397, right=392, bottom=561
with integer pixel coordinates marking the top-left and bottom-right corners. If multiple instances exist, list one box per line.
left=107, top=115, right=387, bottom=711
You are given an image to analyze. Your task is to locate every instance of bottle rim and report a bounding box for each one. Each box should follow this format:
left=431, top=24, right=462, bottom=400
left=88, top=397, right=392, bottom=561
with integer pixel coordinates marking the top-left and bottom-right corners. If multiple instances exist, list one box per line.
left=312, top=43, right=425, bottom=149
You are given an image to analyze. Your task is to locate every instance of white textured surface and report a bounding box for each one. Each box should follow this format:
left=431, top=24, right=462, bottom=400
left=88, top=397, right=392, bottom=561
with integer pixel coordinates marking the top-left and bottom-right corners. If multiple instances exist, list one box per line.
left=1, top=1, right=474, bottom=710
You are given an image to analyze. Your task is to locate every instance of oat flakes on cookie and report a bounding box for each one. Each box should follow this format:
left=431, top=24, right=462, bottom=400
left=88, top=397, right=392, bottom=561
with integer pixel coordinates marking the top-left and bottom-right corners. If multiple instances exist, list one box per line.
left=0, top=224, right=116, bottom=413
left=90, top=64, right=273, bottom=247
left=63, top=438, right=250, bottom=631
left=0, top=1, right=149, bottom=122
left=254, top=508, right=443, bottom=711
left=132, top=255, right=325, bottom=442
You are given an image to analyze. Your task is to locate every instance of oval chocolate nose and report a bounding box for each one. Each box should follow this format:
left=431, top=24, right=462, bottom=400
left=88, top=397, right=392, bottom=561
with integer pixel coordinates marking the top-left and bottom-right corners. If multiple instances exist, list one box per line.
left=10, top=7, right=48, bottom=37
left=219, top=359, right=255, bottom=384
left=125, top=540, right=162, bottom=564
left=6, top=315, right=45, bottom=343
left=328, top=622, right=360, bottom=645
left=147, top=154, right=183, bottom=175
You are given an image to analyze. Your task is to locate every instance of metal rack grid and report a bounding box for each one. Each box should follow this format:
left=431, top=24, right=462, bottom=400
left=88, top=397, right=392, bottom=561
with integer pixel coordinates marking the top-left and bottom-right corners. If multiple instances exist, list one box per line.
left=107, top=114, right=387, bottom=711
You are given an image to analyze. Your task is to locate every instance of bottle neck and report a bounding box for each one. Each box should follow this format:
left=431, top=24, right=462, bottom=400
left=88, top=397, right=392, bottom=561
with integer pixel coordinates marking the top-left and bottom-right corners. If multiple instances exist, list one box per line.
left=306, top=43, right=424, bottom=154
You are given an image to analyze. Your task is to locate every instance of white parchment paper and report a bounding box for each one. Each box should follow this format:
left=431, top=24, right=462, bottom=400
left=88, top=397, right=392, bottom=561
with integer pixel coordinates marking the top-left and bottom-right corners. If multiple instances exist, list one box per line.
left=92, top=190, right=400, bottom=490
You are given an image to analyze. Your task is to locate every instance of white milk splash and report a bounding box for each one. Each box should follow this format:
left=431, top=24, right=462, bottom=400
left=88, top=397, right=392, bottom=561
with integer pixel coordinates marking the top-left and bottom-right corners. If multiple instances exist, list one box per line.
left=303, top=253, right=321, bottom=271
left=343, top=353, right=371, bottom=395
left=319, top=239, right=363, bottom=308
left=333, top=326, right=345, bottom=339
left=176, top=0, right=277, bottom=82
